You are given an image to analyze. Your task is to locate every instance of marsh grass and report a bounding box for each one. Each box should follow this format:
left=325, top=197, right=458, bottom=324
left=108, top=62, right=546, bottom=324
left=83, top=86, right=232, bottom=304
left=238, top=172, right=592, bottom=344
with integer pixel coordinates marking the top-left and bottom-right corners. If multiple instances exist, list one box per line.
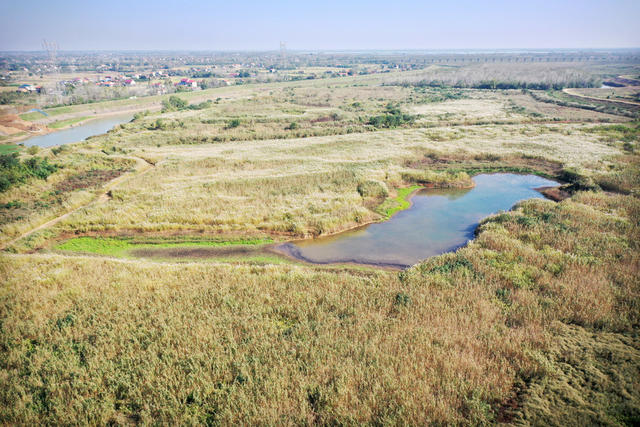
left=47, top=120, right=620, bottom=240
left=0, top=153, right=135, bottom=246
left=2, top=73, right=640, bottom=424
left=1, top=187, right=638, bottom=424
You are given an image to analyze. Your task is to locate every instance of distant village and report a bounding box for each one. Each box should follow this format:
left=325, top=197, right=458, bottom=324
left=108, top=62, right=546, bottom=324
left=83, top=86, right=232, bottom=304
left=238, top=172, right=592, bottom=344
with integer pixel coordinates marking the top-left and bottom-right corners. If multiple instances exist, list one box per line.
left=10, top=64, right=404, bottom=95
left=14, top=70, right=209, bottom=94
left=1, top=51, right=423, bottom=106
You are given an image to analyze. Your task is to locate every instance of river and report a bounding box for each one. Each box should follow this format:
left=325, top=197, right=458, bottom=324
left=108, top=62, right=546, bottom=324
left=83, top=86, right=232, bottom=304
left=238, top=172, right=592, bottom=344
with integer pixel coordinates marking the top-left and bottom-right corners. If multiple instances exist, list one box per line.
left=22, top=113, right=134, bottom=147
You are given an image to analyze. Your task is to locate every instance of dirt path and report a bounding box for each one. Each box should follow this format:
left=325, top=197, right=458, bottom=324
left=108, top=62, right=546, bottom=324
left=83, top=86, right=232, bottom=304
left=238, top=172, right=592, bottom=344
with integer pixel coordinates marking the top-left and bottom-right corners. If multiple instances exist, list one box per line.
left=2, top=156, right=155, bottom=250
left=562, top=88, right=640, bottom=109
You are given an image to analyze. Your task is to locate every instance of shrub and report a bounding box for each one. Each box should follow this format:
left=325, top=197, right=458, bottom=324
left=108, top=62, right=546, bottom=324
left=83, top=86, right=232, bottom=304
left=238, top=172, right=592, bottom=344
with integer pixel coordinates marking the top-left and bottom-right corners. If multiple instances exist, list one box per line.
left=227, top=119, right=241, bottom=129
left=161, top=96, right=188, bottom=112
left=150, top=119, right=168, bottom=130
left=394, top=292, right=411, bottom=306
left=51, top=145, right=68, bottom=156
left=400, top=170, right=472, bottom=188
left=357, top=180, right=389, bottom=198
left=368, top=104, right=415, bottom=128
left=187, top=100, right=212, bottom=110
left=0, top=153, right=58, bottom=192
left=133, top=110, right=151, bottom=121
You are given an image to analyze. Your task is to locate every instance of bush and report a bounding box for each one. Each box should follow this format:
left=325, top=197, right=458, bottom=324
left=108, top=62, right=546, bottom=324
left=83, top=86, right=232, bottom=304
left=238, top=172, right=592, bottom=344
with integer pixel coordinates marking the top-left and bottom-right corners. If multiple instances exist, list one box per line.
left=227, top=119, right=241, bottom=129
left=51, top=145, right=68, bottom=156
left=368, top=104, right=415, bottom=128
left=357, top=180, right=389, bottom=198
left=149, top=119, right=168, bottom=130
left=187, top=100, right=212, bottom=110
left=401, top=170, right=472, bottom=188
left=0, top=153, right=58, bottom=192
left=26, top=146, right=39, bottom=155
left=394, top=292, right=411, bottom=306
left=133, top=110, right=151, bottom=121
left=161, top=96, right=188, bottom=112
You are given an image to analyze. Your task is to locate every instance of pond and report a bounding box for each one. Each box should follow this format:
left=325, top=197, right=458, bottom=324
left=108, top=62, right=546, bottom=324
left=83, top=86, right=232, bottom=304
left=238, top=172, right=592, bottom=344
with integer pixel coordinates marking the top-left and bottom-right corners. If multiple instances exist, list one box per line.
left=23, top=113, right=134, bottom=147
left=275, top=173, right=559, bottom=269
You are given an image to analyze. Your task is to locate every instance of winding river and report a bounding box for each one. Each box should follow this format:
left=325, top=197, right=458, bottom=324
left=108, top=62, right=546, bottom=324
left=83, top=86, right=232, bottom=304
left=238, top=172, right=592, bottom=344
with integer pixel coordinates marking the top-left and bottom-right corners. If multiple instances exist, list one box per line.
left=22, top=113, right=134, bottom=147
left=276, top=173, right=559, bottom=268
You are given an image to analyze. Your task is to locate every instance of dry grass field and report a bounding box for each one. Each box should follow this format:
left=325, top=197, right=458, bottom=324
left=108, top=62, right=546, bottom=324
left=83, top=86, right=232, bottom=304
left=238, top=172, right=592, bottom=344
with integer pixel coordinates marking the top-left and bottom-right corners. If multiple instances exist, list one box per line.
left=1, top=63, right=639, bottom=424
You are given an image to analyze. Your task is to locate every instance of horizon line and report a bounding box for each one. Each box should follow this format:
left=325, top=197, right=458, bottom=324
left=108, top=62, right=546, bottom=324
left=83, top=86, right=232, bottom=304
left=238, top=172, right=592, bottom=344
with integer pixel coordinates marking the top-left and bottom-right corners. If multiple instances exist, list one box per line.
left=2, top=47, right=640, bottom=54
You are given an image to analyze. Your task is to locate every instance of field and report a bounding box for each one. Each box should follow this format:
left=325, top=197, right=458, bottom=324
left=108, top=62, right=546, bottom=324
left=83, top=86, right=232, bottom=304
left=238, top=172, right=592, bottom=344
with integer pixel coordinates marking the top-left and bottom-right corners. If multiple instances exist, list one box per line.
left=1, top=58, right=640, bottom=424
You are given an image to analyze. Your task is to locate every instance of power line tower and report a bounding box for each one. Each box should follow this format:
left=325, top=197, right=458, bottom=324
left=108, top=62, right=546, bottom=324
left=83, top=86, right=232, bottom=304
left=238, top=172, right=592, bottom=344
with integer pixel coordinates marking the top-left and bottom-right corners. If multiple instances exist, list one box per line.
left=41, top=39, right=61, bottom=104
left=42, top=39, right=58, bottom=72
left=280, top=41, right=287, bottom=69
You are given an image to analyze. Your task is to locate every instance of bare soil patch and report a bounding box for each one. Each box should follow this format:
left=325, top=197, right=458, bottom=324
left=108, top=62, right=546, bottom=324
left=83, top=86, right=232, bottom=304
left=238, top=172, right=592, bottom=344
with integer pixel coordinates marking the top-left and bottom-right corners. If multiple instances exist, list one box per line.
left=130, top=245, right=269, bottom=259
left=0, top=113, right=46, bottom=137
left=55, top=169, right=127, bottom=192
left=536, top=186, right=571, bottom=201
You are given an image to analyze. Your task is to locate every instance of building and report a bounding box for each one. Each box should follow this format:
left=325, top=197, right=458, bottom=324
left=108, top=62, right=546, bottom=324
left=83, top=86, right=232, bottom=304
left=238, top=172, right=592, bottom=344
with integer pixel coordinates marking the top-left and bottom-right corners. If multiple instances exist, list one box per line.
left=177, top=78, right=198, bottom=88
left=16, top=84, right=37, bottom=93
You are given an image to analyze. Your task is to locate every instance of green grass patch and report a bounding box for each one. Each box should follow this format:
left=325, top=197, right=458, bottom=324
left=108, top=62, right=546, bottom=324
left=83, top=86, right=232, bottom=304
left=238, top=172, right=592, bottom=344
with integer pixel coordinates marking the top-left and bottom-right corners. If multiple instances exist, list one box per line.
left=55, top=236, right=274, bottom=257
left=43, top=106, right=74, bottom=117
left=376, top=185, right=422, bottom=218
left=48, top=116, right=94, bottom=129
left=0, top=144, right=21, bottom=155
left=19, top=111, right=46, bottom=121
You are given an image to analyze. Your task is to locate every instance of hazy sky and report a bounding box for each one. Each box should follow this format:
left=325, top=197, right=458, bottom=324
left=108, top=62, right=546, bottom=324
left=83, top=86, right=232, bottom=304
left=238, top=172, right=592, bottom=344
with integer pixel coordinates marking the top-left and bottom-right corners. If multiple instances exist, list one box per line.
left=1, top=0, right=639, bottom=51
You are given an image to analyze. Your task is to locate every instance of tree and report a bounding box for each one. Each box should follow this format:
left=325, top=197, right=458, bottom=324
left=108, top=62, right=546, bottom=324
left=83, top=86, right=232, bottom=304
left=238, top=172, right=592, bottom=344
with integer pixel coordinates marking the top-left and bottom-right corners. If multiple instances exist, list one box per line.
left=161, top=96, right=188, bottom=112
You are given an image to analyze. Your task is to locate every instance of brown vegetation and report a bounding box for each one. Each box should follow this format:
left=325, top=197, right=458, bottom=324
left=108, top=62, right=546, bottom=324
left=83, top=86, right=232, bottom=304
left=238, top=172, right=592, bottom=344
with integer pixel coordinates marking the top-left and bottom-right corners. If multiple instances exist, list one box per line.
left=1, top=59, right=639, bottom=424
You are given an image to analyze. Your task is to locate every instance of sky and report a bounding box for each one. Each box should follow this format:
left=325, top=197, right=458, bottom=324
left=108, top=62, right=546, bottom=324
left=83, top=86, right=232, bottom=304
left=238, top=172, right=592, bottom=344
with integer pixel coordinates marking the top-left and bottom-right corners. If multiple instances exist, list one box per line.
left=1, top=0, right=639, bottom=51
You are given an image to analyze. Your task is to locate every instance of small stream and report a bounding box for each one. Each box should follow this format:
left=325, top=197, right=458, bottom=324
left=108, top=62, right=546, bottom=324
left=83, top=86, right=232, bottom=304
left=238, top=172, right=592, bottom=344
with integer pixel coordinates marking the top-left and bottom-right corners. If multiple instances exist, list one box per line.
left=276, top=173, right=559, bottom=268
left=22, top=113, right=134, bottom=147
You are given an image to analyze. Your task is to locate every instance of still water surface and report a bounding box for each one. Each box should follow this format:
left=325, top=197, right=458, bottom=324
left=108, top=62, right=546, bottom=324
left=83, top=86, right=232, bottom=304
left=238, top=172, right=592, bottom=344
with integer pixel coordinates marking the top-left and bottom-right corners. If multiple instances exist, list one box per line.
left=23, top=113, right=134, bottom=147
left=276, top=173, right=558, bottom=268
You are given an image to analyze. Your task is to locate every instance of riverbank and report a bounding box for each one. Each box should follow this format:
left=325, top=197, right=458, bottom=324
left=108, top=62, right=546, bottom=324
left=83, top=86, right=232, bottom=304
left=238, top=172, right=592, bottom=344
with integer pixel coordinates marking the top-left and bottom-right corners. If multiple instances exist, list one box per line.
left=1, top=109, right=142, bottom=145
